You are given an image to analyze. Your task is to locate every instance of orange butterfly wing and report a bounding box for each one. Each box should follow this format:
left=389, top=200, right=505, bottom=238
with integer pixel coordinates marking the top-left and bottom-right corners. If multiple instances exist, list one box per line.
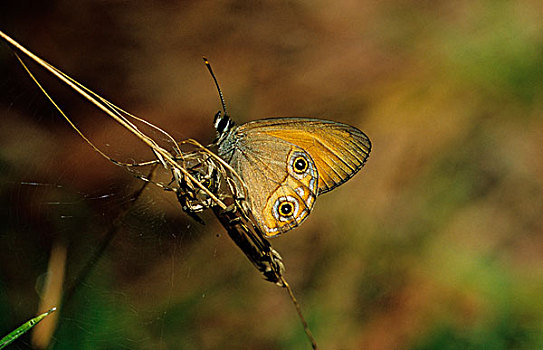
left=238, top=118, right=371, bottom=195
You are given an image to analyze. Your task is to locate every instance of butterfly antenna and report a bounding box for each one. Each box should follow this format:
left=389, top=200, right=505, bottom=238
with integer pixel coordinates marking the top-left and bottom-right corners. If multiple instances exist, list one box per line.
left=203, top=57, right=227, bottom=115
left=203, top=57, right=233, bottom=136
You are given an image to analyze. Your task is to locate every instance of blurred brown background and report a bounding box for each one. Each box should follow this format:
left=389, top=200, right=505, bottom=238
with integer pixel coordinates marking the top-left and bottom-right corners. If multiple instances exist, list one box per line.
left=1, top=1, right=542, bottom=349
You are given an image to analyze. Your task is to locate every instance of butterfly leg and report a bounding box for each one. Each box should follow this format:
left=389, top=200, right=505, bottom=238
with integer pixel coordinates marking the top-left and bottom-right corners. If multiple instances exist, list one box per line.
left=172, top=154, right=223, bottom=224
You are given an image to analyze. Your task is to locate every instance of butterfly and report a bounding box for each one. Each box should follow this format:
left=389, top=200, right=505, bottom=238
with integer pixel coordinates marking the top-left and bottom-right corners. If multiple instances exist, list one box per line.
left=206, top=60, right=371, bottom=238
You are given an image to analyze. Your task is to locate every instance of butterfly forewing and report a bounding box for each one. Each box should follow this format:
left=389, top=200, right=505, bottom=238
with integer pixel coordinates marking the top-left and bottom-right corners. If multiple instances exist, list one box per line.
left=238, top=118, right=371, bottom=194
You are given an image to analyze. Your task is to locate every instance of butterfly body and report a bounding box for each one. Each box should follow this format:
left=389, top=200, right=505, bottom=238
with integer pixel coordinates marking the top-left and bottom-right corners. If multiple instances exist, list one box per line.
left=216, top=117, right=371, bottom=237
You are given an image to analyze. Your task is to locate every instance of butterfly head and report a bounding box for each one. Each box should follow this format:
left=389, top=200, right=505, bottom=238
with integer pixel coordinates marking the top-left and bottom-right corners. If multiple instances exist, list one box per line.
left=213, top=110, right=235, bottom=145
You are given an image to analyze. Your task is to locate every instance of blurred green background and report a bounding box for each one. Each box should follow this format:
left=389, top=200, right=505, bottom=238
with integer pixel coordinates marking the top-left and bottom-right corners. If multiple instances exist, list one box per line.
left=1, top=1, right=542, bottom=349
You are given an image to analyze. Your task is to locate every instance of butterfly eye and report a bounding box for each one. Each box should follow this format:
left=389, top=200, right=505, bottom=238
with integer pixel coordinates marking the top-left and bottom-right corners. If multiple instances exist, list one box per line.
left=272, top=196, right=300, bottom=222
left=288, top=151, right=314, bottom=179
left=279, top=202, right=294, bottom=216
left=293, top=156, right=308, bottom=174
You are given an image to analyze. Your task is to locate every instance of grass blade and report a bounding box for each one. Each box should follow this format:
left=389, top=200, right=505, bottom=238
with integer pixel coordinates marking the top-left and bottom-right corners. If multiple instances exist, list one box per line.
left=0, top=307, right=57, bottom=349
